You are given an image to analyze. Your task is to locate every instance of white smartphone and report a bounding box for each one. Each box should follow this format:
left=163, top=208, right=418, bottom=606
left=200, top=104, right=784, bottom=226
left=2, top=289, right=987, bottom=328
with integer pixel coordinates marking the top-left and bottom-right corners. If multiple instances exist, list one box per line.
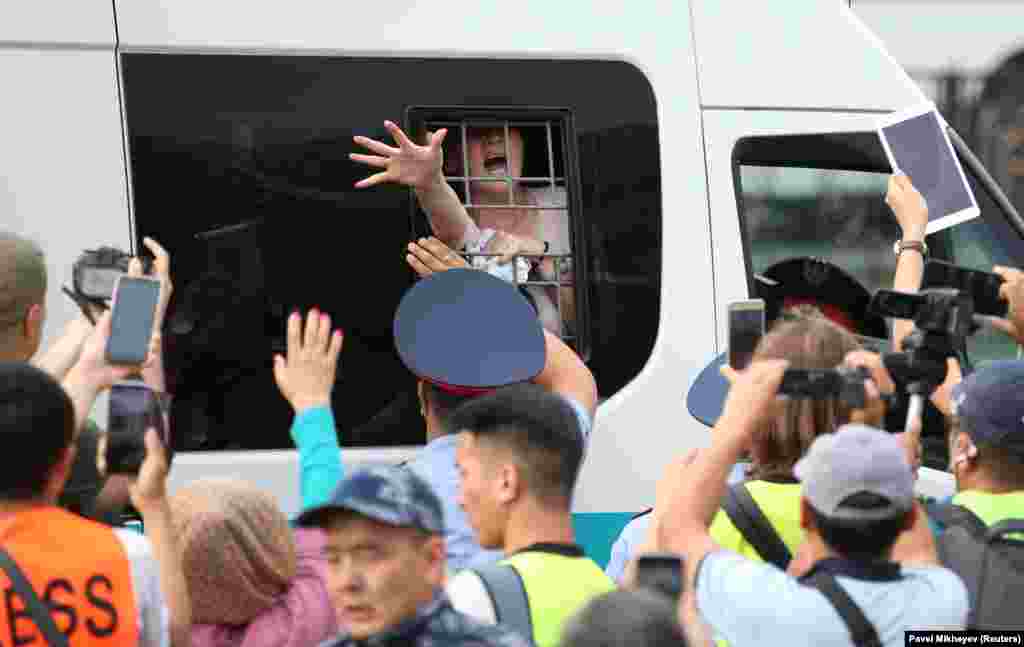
left=728, top=299, right=766, bottom=370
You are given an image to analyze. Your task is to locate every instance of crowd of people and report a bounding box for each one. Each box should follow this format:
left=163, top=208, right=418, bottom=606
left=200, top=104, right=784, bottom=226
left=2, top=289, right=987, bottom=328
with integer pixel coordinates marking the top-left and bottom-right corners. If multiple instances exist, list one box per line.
left=3, top=129, right=1024, bottom=647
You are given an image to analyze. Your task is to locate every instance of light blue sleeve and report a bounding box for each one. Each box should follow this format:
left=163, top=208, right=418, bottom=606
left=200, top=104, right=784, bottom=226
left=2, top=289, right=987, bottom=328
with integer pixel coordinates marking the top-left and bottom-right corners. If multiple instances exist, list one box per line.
left=605, top=513, right=652, bottom=584
left=695, top=550, right=823, bottom=644
left=290, top=405, right=344, bottom=512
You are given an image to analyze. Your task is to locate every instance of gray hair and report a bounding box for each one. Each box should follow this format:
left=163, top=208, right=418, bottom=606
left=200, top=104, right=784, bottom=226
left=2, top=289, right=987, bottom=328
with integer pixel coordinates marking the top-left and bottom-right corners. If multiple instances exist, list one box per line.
left=0, top=233, right=47, bottom=330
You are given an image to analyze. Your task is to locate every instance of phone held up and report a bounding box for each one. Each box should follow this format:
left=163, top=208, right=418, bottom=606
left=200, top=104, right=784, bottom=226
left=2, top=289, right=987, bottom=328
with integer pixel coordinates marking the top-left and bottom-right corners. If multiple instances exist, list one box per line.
left=106, top=275, right=161, bottom=365
left=728, top=299, right=766, bottom=371
left=106, top=381, right=172, bottom=475
left=636, top=553, right=684, bottom=603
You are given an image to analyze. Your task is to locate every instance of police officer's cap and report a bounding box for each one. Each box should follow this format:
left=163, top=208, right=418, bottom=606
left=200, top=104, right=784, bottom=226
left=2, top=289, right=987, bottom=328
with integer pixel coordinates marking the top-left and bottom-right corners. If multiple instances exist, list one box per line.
left=394, top=268, right=545, bottom=393
left=756, top=257, right=888, bottom=339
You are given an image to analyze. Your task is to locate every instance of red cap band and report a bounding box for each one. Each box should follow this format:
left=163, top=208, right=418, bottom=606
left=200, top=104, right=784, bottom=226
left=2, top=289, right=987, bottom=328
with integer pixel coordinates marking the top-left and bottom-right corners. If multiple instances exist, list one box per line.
left=782, top=297, right=857, bottom=334
left=424, top=377, right=496, bottom=397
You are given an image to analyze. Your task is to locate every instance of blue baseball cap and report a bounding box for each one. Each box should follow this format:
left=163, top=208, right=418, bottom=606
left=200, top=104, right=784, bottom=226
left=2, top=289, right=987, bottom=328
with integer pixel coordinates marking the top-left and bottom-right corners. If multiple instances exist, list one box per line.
left=295, top=465, right=444, bottom=534
left=394, top=268, right=546, bottom=394
left=951, top=360, right=1024, bottom=456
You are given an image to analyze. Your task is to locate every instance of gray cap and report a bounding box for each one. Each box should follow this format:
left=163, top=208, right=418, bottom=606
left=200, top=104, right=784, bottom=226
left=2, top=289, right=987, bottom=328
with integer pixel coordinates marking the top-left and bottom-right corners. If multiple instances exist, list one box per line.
left=794, top=424, right=915, bottom=521
left=295, top=465, right=444, bottom=534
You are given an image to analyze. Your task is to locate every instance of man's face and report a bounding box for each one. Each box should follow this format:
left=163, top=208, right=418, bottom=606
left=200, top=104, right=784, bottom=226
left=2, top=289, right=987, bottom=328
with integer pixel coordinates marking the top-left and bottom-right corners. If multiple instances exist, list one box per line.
left=465, top=127, right=525, bottom=199
left=455, top=432, right=507, bottom=548
left=323, top=515, right=443, bottom=640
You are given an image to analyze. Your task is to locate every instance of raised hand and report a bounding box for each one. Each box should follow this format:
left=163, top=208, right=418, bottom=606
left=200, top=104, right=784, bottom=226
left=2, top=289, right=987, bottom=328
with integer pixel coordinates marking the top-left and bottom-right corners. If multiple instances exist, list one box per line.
left=351, top=121, right=447, bottom=190
left=273, top=309, right=344, bottom=414
left=716, top=360, right=789, bottom=438
left=74, top=310, right=152, bottom=389
left=406, top=237, right=469, bottom=278
left=128, top=429, right=170, bottom=513
left=886, top=174, right=928, bottom=241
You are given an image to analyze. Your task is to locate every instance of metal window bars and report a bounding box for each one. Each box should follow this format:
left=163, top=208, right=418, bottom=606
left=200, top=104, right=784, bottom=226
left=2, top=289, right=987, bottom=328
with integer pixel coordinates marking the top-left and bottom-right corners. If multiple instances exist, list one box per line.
left=424, top=119, right=569, bottom=210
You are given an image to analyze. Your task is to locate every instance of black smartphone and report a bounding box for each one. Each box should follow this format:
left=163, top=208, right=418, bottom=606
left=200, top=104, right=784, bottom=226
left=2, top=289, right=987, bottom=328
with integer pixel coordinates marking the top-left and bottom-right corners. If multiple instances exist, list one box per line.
left=106, top=276, right=161, bottom=364
left=728, top=299, right=765, bottom=370
left=923, top=260, right=1007, bottom=318
left=106, top=382, right=170, bottom=474
left=636, top=553, right=684, bottom=602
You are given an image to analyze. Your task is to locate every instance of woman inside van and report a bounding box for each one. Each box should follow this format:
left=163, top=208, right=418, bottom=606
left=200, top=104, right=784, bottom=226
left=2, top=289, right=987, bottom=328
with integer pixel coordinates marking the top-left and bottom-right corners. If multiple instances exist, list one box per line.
left=351, top=120, right=572, bottom=335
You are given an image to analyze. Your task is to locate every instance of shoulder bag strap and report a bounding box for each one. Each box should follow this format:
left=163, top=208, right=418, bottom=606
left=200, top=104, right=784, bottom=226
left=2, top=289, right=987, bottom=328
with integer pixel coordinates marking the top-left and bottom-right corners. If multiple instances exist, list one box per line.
left=0, top=547, right=69, bottom=647
left=721, top=483, right=793, bottom=570
left=470, top=563, right=535, bottom=646
left=802, top=571, right=882, bottom=647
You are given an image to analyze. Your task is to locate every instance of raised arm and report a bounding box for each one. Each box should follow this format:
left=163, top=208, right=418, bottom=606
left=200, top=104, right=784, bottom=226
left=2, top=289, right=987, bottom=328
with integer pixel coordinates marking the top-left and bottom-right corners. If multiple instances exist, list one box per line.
left=273, top=309, right=345, bottom=511
left=534, top=329, right=598, bottom=418
left=352, top=121, right=480, bottom=248
left=134, top=237, right=173, bottom=393
left=31, top=313, right=94, bottom=381
left=886, top=175, right=929, bottom=351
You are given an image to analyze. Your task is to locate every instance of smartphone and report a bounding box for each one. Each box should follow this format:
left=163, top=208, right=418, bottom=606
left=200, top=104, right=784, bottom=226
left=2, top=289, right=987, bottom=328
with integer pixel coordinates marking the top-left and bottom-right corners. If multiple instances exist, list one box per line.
left=728, top=299, right=765, bottom=370
left=106, top=276, right=161, bottom=365
left=636, top=553, right=684, bottom=602
left=923, top=260, right=1007, bottom=318
left=106, top=382, right=170, bottom=474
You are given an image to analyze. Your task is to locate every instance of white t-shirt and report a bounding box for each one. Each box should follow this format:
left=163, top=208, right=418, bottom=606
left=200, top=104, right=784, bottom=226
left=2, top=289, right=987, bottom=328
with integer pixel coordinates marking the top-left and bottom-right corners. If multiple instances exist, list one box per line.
left=113, top=529, right=170, bottom=647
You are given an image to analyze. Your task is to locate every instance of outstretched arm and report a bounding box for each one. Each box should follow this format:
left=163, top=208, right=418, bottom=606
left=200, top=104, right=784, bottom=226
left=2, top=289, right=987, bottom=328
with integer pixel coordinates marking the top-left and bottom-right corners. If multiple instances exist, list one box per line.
left=352, top=121, right=480, bottom=248
left=886, top=175, right=929, bottom=351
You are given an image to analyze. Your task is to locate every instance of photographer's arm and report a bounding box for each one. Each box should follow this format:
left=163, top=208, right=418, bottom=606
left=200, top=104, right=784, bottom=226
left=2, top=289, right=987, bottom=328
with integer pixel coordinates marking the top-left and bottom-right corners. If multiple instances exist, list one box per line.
left=352, top=121, right=480, bottom=249
left=31, top=314, right=94, bottom=381
left=887, top=175, right=929, bottom=352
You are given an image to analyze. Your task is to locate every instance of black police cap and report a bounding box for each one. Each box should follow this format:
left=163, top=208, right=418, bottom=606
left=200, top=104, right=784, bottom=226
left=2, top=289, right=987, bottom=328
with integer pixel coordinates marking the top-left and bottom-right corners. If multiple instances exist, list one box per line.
left=394, top=269, right=545, bottom=393
left=756, top=257, right=889, bottom=339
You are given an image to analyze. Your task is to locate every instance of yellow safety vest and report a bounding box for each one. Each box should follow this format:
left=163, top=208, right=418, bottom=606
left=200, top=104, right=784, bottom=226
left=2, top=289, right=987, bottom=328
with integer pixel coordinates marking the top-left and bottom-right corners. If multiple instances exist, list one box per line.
left=501, top=546, right=614, bottom=647
left=710, top=481, right=804, bottom=563
left=952, top=490, right=1024, bottom=527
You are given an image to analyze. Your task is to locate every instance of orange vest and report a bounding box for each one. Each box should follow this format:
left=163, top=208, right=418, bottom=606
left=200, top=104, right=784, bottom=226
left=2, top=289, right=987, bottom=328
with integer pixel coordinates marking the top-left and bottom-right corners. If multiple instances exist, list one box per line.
left=0, top=506, right=140, bottom=647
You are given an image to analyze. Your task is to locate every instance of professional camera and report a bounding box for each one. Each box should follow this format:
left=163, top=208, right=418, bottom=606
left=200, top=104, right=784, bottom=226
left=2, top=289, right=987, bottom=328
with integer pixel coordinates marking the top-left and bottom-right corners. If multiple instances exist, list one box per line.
left=64, top=246, right=152, bottom=322
left=778, top=365, right=872, bottom=409
left=869, top=288, right=978, bottom=431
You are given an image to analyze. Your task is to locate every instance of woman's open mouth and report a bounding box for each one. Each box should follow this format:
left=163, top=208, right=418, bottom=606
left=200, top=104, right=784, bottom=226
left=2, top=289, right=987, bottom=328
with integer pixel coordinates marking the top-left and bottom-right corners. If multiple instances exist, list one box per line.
left=484, top=155, right=508, bottom=177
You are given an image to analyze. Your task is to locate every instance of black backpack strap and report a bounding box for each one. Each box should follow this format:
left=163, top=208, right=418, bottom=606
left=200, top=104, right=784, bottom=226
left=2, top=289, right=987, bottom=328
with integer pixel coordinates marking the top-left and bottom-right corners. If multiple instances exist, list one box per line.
left=927, top=502, right=988, bottom=537
left=470, top=563, right=535, bottom=646
left=0, top=547, right=69, bottom=647
left=802, top=571, right=882, bottom=647
left=721, top=483, right=793, bottom=570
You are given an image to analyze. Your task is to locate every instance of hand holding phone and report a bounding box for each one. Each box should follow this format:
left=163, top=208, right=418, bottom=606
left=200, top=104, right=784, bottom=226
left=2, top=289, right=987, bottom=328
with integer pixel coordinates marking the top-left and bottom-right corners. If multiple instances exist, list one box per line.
left=107, top=276, right=161, bottom=365
left=105, top=382, right=171, bottom=475
left=728, top=299, right=766, bottom=370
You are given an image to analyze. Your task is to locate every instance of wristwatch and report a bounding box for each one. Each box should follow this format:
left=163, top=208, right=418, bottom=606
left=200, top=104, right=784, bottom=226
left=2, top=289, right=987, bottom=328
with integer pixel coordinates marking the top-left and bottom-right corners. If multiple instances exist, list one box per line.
left=894, top=239, right=928, bottom=258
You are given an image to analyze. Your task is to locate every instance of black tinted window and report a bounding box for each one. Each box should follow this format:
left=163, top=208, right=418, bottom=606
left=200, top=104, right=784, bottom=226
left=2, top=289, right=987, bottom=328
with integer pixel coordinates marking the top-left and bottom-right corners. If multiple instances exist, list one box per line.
left=122, top=55, right=661, bottom=450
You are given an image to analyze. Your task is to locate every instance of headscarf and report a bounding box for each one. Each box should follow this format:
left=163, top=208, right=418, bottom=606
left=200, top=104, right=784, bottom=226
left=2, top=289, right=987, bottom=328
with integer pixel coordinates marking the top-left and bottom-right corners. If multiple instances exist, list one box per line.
left=170, top=478, right=297, bottom=625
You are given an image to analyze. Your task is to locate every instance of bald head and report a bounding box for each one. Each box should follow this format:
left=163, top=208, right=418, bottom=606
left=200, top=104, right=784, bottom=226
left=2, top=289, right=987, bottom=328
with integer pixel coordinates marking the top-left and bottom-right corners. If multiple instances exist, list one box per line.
left=0, top=233, right=47, bottom=359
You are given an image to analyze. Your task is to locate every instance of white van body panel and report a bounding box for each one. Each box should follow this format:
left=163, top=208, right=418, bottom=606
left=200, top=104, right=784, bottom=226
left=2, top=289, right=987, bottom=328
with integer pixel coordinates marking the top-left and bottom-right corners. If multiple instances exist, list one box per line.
left=0, top=0, right=956, bottom=520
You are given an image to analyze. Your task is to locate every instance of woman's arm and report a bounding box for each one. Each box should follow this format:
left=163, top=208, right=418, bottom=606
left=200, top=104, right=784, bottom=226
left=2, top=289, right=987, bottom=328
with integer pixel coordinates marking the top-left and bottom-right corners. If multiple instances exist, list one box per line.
left=886, top=175, right=929, bottom=351
left=352, top=121, right=480, bottom=248
left=273, top=309, right=345, bottom=511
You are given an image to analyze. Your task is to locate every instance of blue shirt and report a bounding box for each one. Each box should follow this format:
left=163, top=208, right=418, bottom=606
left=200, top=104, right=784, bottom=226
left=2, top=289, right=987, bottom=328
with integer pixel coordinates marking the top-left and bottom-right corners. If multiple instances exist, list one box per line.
left=604, top=462, right=749, bottom=584
left=695, top=551, right=967, bottom=647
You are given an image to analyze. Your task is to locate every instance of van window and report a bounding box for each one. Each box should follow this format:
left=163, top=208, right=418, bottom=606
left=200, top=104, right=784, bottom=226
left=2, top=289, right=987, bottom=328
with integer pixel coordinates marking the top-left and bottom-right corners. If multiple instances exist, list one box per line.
left=121, top=54, right=661, bottom=450
left=735, top=132, right=1024, bottom=366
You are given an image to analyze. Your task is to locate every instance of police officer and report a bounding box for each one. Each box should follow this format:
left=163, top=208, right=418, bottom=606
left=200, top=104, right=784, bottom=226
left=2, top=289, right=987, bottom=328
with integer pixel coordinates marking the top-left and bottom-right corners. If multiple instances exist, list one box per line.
left=396, top=268, right=598, bottom=572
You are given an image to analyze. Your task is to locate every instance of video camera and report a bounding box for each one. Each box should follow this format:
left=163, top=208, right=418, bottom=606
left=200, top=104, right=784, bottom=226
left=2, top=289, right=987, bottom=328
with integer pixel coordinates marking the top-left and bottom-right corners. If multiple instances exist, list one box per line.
left=64, top=246, right=152, bottom=322
left=778, top=366, right=871, bottom=409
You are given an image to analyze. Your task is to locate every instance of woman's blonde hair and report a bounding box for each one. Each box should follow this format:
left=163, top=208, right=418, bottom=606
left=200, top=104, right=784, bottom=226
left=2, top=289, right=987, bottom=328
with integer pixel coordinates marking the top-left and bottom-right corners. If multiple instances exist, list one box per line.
left=746, top=306, right=861, bottom=481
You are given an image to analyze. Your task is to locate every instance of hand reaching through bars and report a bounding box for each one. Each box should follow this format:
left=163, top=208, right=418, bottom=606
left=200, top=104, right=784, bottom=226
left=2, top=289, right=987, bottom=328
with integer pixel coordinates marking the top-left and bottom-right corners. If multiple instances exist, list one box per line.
left=351, top=121, right=447, bottom=191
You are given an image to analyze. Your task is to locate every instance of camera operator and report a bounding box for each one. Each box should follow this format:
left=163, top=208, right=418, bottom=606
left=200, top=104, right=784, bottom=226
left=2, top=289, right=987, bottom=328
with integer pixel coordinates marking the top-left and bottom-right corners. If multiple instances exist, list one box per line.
left=0, top=312, right=190, bottom=647
left=644, top=362, right=967, bottom=647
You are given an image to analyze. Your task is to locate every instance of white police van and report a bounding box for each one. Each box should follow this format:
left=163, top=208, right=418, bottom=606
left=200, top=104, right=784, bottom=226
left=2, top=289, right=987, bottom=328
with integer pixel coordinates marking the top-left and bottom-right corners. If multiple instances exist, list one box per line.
left=4, top=0, right=1021, bottom=565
